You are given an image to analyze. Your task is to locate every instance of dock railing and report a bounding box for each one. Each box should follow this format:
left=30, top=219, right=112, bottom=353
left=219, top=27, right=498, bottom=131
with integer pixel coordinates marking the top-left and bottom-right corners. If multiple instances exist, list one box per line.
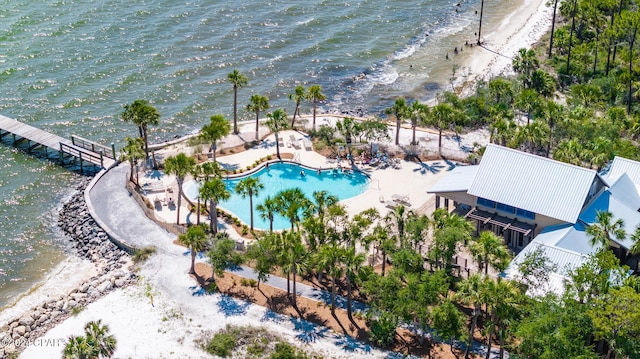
left=71, top=135, right=116, bottom=159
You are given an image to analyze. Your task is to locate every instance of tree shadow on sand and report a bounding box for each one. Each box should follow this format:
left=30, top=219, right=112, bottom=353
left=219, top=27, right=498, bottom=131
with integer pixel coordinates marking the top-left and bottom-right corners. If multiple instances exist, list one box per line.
left=217, top=294, right=251, bottom=317
left=290, top=317, right=330, bottom=343
left=413, top=161, right=446, bottom=175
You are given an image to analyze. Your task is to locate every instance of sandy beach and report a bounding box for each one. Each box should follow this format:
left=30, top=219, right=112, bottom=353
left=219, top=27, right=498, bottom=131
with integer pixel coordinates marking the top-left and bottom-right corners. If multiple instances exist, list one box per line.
left=1, top=0, right=553, bottom=357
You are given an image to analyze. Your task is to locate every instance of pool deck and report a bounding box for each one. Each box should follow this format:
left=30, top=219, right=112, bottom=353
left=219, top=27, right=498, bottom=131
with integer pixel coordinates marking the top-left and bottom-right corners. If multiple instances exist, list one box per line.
left=138, top=121, right=461, bottom=230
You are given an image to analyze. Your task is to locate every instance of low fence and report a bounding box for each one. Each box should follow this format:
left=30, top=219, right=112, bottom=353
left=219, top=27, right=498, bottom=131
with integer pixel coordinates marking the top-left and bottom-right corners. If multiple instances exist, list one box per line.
left=124, top=174, right=186, bottom=236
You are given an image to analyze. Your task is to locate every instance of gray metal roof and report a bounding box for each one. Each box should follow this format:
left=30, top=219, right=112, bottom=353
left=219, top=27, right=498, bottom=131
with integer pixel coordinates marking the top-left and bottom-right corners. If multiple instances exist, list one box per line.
left=504, top=224, right=596, bottom=296
left=468, top=144, right=598, bottom=223
left=427, top=165, right=478, bottom=193
left=605, top=156, right=640, bottom=187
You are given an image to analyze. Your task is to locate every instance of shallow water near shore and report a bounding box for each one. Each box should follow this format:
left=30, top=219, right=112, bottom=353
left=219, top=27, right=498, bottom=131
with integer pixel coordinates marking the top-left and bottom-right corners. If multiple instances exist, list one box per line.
left=0, top=0, right=539, bottom=308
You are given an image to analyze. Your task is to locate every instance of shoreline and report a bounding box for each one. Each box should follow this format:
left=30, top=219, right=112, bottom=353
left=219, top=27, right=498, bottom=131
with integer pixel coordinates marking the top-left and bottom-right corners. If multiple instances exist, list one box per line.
left=0, top=181, right=135, bottom=358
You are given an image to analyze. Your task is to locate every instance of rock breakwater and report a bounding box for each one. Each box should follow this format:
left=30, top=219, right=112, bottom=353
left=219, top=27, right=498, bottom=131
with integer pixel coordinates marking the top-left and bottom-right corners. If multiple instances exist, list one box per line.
left=0, top=179, right=136, bottom=357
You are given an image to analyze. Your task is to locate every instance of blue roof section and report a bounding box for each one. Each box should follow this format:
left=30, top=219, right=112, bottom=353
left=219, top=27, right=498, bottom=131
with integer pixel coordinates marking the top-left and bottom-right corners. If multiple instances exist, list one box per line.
left=578, top=174, right=640, bottom=249
left=427, top=165, right=478, bottom=193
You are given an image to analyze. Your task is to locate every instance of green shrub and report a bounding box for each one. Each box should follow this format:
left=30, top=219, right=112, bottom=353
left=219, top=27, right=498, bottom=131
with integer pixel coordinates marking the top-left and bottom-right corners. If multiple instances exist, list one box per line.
left=241, top=224, right=249, bottom=235
left=204, top=332, right=237, bottom=357
left=269, top=342, right=310, bottom=359
left=133, top=246, right=157, bottom=264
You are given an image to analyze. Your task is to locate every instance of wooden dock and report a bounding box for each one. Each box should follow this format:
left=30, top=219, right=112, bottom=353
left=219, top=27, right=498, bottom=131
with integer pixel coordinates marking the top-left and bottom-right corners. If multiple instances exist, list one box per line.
left=0, top=114, right=116, bottom=171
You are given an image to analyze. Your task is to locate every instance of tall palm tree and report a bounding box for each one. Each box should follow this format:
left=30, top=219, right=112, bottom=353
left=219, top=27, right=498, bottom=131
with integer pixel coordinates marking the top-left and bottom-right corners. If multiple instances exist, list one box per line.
left=385, top=97, right=407, bottom=146
left=164, top=153, right=196, bottom=225
left=257, top=195, right=278, bottom=232
left=227, top=69, right=248, bottom=134
left=121, top=99, right=160, bottom=169
left=306, top=84, right=325, bottom=130
left=317, top=243, right=345, bottom=315
left=586, top=210, right=626, bottom=251
left=274, top=188, right=311, bottom=231
left=428, top=102, right=458, bottom=156
left=193, top=162, right=223, bottom=224
left=343, top=246, right=365, bottom=322
left=288, top=85, right=306, bottom=128
left=234, top=177, right=264, bottom=231
left=178, top=224, right=208, bottom=275
left=265, top=108, right=289, bottom=159
left=515, top=88, right=541, bottom=125
left=246, top=94, right=269, bottom=140
left=335, top=117, right=359, bottom=163
left=200, top=114, right=231, bottom=162
left=199, top=178, right=231, bottom=234
left=286, top=233, right=309, bottom=307
left=469, top=231, right=512, bottom=275
left=119, top=137, right=145, bottom=185
left=456, top=274, right=488, bottom=359
left=408, top=100, right=429, bottom=145
left=548, top=0, right=560, bottom=58
left=514, top=121, right=549, bottom=154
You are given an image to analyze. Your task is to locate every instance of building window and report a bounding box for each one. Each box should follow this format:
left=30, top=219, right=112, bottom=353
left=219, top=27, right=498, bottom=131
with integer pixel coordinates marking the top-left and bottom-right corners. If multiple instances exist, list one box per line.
left=515, top=232, right=524, bottom=248
left=496, top=202, right=515, bottom=214
left=477, top=197, right=495, bottom=208
left=516, top=208, right=536, bottom=220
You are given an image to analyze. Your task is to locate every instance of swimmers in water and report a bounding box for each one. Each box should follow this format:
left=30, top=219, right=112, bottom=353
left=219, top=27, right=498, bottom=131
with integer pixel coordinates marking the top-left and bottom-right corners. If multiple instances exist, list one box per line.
left=300, top=170, right=305, bottom=177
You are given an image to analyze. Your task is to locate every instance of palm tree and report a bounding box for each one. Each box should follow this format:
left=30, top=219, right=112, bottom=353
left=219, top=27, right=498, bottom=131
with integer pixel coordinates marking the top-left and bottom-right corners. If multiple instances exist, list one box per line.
left=310, top=190, right=339, bottom=222
left=456, top=274, right=488, bottom=359
left=164, top=153, right=196, bottom=225
left=586, top=210, right=626, bottom=251
left=257, top=195, right=278, bottom=232
left=343, top=246, right=365, bottom=322
left=306, top=84, right=325, bottom=130
left=317, top=243, right=345, bottom=315
left=288, top=85, right=306, bottom=128
left=548, top=0, right=560, bottom=58
left=246, top=94, right=269, bottom=140
left=514, top=121, right=549, bottom=154
left=385, top=204, right=411, bottom=242
left=178, top=224, right=208, bottom=275
left=335, top=117, right=359, bottom=163
left=120, top=99, right=160, bottom=169
left=512, top=48, right=539, bottom=87
left=265, top=108, right=289, bottom=159
left=469, top=231, right=511, bottom=275
left=631, top=225, right=640, bottom=255
left=227, top=69, right=248, bottom=134
left=274, top=188, right=311, bottom=231
left=199, top=178, right=231, bottom=234
left=64, top=319, right=117, bottom=359
left=200, top=114, right=231, bottom=162
left=428, top=102, right=458, bottom=156
left=408, top=100, right=429, bottom=145
left=283, top=232, right=309, bottom=307
left=234, top=177, right=264, bottom=231
left=515, top=88, right=541, bottom=125
left=119, top=137, right=145, bottom=185
left=565, top=0, right=579, bottom=75
left=385, top=97, right=407, bottom=146
left=193, top=162, right=223, bottom=224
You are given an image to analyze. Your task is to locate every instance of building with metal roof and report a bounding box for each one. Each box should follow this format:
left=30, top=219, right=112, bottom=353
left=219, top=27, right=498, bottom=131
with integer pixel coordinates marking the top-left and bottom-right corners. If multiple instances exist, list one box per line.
left=428, top=145, right=640, bottom=295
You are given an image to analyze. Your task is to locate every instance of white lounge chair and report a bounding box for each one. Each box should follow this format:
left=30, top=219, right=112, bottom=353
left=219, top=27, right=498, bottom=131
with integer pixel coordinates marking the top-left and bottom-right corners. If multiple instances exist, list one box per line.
left=302, top=137, right=313, bottom=151
left=289, top=135, right=298, bottom=148
left=392, top=194, right=411, bottom=205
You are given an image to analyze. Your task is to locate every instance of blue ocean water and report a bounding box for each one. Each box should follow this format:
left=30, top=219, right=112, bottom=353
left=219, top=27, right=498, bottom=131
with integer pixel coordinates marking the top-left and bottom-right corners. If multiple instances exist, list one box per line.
left=0, top=0, right=517, bottom=306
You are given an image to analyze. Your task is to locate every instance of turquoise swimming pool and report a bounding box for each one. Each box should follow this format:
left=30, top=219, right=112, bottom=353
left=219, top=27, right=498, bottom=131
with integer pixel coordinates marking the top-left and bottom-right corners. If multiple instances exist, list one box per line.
left=184, top=162, right=370, bottom=230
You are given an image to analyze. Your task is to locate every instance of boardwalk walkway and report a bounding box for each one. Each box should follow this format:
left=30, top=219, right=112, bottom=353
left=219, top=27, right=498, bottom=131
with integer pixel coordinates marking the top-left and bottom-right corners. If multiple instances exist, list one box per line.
left=0, top=114, right=115, bottom=169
